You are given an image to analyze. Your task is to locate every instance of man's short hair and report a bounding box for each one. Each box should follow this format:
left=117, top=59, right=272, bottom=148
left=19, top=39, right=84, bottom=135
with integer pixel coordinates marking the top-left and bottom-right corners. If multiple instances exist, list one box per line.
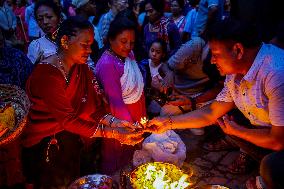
left=207, top=18, right=261, bottom=48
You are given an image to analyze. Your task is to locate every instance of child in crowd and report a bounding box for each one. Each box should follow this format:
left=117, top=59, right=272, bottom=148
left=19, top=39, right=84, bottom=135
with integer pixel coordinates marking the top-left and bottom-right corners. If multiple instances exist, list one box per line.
left=139, top=39, right=169, bottom=116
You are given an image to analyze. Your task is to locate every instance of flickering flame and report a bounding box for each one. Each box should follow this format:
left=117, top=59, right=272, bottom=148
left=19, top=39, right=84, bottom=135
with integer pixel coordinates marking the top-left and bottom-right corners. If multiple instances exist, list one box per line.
left=131, top=162, right=191, bottom=189
left=140, top=117, right=149, bottom=126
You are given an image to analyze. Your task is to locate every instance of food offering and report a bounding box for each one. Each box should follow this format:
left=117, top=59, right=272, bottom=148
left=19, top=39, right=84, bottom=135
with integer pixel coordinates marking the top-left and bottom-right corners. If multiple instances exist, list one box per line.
left=130, top=162, right=192, bottom=189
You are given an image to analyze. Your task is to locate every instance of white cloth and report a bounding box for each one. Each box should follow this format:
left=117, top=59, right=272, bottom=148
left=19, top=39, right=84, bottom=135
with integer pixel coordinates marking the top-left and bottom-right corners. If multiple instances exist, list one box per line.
left=120, top=57, right=144, bottom=104
left=142, top=130, right=186, bottom=167
left=27, top=36, right=57, bottom=64
left=149, top=59, right=163, bottom=79
left=216, top=43, right=284, bottom=127
left=72, top=0, right=89, bottom=9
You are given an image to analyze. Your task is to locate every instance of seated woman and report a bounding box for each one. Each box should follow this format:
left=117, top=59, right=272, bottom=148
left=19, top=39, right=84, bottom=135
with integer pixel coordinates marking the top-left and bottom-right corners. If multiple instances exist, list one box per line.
left=27, top=0, right=61, bottom=64
left=143, top=0, right=181, bottom=56
left=95, top=16, right=146, bottom=174
left=22, top=16, right=142, bottom=189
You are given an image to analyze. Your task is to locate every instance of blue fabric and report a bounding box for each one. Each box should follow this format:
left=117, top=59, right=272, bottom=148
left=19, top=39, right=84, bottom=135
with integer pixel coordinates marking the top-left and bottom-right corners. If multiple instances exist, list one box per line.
left=0, top=47, right=34, bottom=89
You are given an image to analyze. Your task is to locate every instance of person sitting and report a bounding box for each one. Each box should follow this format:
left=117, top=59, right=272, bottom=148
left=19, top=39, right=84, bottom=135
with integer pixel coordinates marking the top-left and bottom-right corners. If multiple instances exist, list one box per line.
left=160, top=36, right=223, bottom=135
left=143, top=0, right=181, bottom=56
left=27, top=0, right=62, bottom=64
left=95, top=16, right=146, bottom=175
left=22, top=16, right=143, bottom=189
left=139, top=39, right=168, bottom=116
left=148, top=18, right=284, bottom=175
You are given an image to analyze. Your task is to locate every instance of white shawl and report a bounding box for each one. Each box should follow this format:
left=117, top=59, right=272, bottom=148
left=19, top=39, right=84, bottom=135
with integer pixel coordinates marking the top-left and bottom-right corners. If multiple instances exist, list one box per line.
left=120, top=57, right=144, bottom=104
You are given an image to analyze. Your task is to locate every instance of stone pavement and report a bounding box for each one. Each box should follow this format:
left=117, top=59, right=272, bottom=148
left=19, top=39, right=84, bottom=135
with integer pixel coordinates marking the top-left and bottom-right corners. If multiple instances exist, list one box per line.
left=177, top=127, right=259, bottom=189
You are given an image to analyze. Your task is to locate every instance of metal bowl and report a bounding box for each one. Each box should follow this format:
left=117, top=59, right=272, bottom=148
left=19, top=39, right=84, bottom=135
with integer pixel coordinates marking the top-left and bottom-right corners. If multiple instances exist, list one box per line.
left=200, top=185, right=230, bottom=189
left=68, top=174, right=113, bottom=189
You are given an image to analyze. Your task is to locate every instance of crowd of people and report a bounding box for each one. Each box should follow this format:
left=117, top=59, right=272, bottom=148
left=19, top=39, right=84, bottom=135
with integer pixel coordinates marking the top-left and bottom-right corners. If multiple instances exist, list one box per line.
left=0, top=0, right=284, bottom=188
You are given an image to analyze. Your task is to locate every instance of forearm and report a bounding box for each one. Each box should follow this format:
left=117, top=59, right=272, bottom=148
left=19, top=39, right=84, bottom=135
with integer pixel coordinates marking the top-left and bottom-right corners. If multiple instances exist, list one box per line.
left=170, top=100, right=235, bottom=130
left=171, top=104, right=217, bottom=129
left=194, top=84, right=223, bottom=104
left=231, top=126, right=284, bottom=151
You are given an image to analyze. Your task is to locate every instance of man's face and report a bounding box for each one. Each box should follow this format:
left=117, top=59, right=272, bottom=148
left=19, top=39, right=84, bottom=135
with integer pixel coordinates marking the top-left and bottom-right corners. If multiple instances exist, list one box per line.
left=209, top=40, right=238, bottom=76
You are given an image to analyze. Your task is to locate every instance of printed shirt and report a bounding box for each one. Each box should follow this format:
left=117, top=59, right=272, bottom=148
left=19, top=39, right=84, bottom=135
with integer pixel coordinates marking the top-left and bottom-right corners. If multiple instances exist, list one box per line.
left=216, top=44, right=284, bottom=127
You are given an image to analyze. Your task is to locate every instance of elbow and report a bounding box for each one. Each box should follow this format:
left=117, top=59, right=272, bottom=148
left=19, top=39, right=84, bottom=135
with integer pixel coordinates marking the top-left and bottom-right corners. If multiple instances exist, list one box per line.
left=270, top=142, right=284, bottom=151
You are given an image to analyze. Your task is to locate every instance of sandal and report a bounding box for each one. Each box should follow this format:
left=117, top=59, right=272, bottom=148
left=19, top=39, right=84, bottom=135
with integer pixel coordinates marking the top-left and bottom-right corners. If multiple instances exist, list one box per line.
left=203, top=138, right=238, bottom=151
left=228, top=152, right=256, bottom=174
left=246, top=176, right=267, bottom=189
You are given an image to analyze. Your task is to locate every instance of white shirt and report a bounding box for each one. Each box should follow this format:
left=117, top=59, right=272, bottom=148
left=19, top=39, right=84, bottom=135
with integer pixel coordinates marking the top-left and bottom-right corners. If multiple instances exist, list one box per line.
left=216, top=44, right=284, bottom=127
left=27, top=36, right=57, bottom=64
left=149, top=59, right=163, bottom=79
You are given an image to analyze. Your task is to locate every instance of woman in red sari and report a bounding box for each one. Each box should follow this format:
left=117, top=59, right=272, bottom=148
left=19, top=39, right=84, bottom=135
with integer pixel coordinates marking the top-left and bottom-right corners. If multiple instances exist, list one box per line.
left=22, top=16, right=142, bottom=189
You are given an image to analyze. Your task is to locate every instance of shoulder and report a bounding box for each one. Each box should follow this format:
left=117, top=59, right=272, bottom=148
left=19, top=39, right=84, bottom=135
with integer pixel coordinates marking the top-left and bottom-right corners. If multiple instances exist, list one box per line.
left=96, top=51, right=117, bottom=71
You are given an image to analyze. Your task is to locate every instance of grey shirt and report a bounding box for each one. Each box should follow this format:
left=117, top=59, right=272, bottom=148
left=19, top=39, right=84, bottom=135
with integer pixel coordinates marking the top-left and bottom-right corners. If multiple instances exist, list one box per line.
left=168, top=37, right=209, bottom=95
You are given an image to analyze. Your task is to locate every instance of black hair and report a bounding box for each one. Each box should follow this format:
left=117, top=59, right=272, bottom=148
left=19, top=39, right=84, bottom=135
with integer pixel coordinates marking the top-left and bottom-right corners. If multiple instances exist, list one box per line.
left=115, top=8, right=138, bottom=26
left=149, top=38, right=168, bottom=61
left=144, top=0, right=165, bottom=15
left=107, top=16, right=136, bottom=41
left=188, top=0, right=200, bottom=7
left=56, top=16, right=93, bottom=48
left=34, top=0, right=61, bottom=20
left=207, top=18, right=261, bottom=48
left=172, top=0, right=184, bottom=9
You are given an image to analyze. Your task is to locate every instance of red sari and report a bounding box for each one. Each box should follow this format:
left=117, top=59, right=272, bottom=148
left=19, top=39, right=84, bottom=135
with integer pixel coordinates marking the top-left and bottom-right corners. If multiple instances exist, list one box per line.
left=23, top=62, right=108, bottom=147
left=22, top=62, right=108, bottom=188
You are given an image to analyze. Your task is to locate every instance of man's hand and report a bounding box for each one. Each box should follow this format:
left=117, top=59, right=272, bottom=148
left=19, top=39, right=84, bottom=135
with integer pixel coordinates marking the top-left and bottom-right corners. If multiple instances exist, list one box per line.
left=146, top=116, right=171, bottom=134
left=167, top=95, right=192, bottom=107
left=217, top=114, right=241, bottom=136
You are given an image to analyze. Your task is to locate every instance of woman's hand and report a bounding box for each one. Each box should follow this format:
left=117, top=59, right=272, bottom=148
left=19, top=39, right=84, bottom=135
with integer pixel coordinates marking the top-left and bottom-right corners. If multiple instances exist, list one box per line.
left=114, top=127, right=144, bottom=146
left=111, top=118, right=138, bottom=131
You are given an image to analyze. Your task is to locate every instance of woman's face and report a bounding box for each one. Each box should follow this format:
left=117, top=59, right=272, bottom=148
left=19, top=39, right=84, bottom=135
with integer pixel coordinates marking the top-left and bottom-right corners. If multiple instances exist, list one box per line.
left=149, top=42, right=164, bottom=65
left=145, top=3, right=161, bottom=24
left=36, top=5, right=60, bottom=35
left=109, top=29, right=135, bottom=58
left=65, top=28, right=94, bottom=64
left=170, top=0, right=182, bottom=16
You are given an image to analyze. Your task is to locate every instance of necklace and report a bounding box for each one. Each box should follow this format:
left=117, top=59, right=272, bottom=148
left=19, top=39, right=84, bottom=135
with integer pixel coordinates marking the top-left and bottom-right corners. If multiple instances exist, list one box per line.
left=56, top=53, right=69, bottom=84
left=108, top=49, right=125, bottom=63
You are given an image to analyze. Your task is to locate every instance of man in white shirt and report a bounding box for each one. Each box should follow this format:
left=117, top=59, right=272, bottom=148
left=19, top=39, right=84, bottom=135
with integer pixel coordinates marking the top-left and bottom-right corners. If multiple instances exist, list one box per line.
left=149, top=19, right=284, bottom=177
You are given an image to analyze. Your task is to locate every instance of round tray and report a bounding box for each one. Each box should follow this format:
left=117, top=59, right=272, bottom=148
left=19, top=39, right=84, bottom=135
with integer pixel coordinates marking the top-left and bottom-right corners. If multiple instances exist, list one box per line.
left=0, top=84, right=30, bottom=146
left=68, top=174, right=113, bottom=189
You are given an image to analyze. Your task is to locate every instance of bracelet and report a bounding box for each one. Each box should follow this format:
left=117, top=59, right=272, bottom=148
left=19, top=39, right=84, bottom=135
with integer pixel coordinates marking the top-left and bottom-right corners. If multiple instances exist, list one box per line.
left=101, top=124, right=105, bottom=138
left=111, top=129, right=116, bottom=138
left=168, top=115, right=173, bottom=129
left=91, top=124, right=101, bottom=138
left=99, top=113, right=111, bottom=125
left=109, top=116, right=116, bottom=127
